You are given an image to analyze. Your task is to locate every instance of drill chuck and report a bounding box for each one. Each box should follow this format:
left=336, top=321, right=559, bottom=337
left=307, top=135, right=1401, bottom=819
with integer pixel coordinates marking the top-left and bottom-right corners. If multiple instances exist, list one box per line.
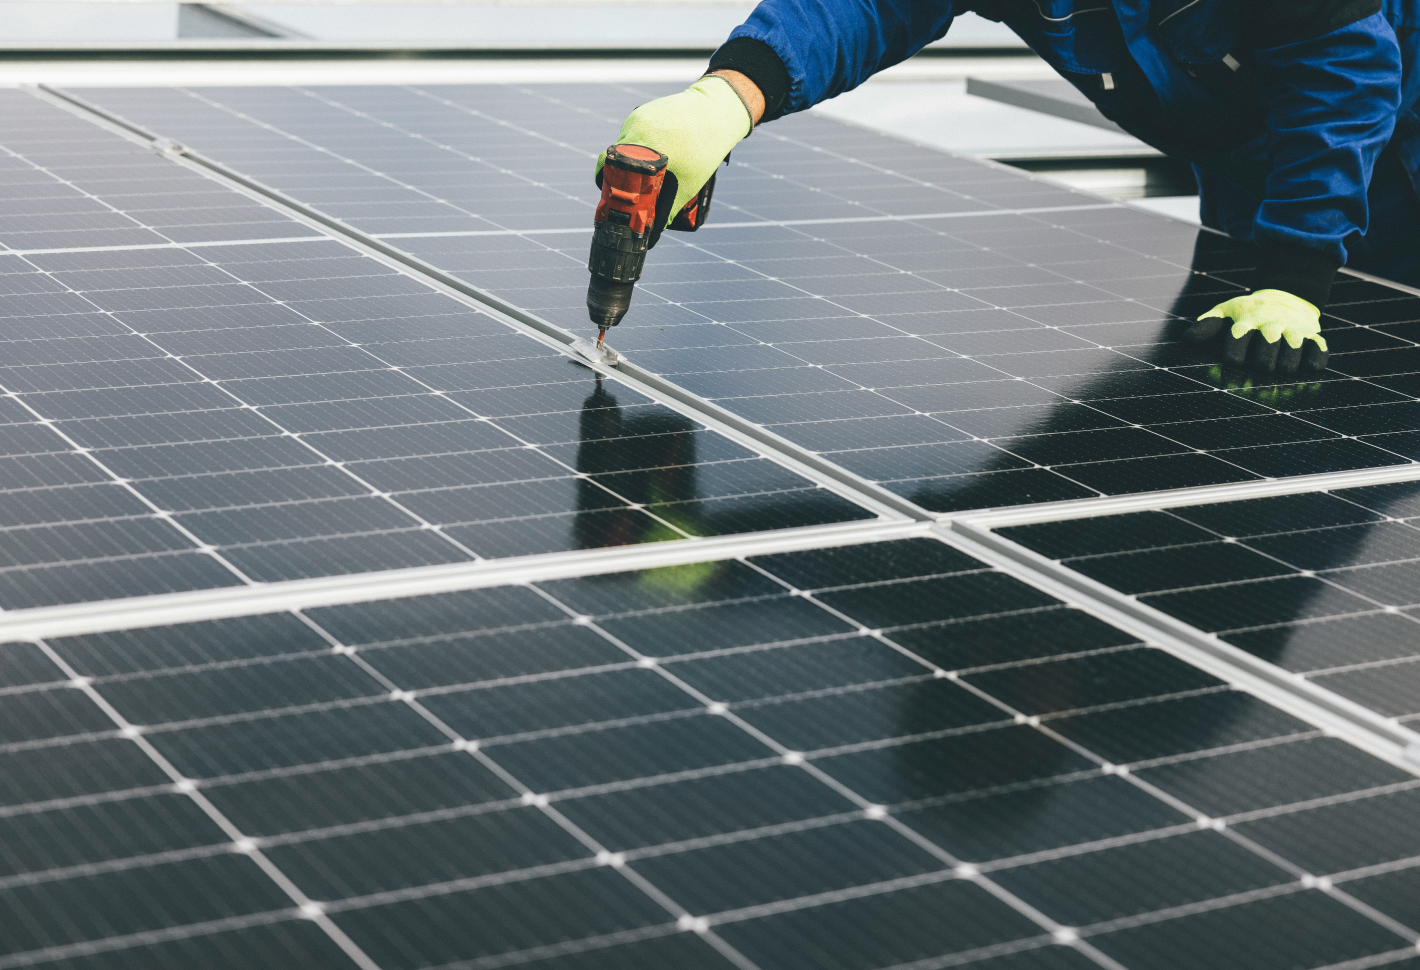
left=586, top=276, right=635, bottom=330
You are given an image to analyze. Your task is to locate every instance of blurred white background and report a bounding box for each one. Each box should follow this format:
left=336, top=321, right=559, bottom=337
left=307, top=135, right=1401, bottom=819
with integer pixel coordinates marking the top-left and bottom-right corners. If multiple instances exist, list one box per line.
left=0, top=0, right=1023, bottom=46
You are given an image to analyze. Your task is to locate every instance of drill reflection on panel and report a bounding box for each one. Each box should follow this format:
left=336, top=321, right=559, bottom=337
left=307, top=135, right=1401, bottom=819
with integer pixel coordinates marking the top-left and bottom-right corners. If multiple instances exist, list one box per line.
left=587, top=142, right=716, bottom=349
left=574, top=374, right=702, bottom=549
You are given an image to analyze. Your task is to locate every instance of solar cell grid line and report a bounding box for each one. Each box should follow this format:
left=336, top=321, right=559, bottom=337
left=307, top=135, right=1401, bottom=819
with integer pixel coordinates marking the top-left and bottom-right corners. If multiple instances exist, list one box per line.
left=0, top=90, right=323, bottom=252
left=19, top=637, right=387, bottom=970
left=1, top=235, right=354, bottom=260
left=993, top=482, right=1420, bottom=734
left=0, top=269, right=255, bottom=605
left=0, top=542, right=1413, bottom=970
left=65, top=83, right=1420, bottom=518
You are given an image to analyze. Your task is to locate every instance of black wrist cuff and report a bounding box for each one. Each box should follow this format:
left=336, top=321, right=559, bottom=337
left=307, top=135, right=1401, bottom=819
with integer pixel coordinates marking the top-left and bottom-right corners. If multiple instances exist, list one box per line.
left=708, top=37, right=791, bottom=122
left=1254, top=242, right=1341, bottom=311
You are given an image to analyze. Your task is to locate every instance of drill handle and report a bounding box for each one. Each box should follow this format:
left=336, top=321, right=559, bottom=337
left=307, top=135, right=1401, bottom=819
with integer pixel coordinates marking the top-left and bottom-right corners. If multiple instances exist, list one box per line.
left=636, top=167, right=715, bottom=252
left=668, top=171, right=716, bottom=232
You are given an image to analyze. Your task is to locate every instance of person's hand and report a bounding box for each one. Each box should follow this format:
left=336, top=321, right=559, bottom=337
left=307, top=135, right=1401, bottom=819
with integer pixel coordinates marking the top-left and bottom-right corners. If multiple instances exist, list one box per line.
left=1184, top=289, right=1329, bottom=373
left=594, top=74, right=754, bottom=226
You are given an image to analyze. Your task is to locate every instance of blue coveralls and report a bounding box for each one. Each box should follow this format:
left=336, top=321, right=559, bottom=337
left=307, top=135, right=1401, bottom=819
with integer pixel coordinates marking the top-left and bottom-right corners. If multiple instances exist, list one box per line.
left=722, top=0, right=1420, bottom=293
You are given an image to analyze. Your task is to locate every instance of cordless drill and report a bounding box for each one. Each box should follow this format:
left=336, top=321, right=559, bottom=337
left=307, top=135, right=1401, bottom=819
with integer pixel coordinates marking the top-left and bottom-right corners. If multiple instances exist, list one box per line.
left=587, top=143, right=715, bottom=349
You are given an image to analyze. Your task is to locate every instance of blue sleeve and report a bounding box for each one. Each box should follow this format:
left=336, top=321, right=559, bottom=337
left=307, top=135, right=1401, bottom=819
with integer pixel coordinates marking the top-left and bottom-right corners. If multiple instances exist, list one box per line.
left=725, top=0, right=962, bottom=115
left=1252, top=11, right=1403, bottom=267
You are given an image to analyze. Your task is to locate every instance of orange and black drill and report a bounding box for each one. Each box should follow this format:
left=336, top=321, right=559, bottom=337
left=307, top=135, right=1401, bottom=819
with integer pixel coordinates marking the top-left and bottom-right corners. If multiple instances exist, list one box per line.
left=587, top=143, right=715, bottom=349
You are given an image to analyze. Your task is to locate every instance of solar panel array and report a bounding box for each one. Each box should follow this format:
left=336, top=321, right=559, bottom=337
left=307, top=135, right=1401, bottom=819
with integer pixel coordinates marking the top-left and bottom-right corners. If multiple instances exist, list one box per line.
left=0, top=80, right=1415, bottom=970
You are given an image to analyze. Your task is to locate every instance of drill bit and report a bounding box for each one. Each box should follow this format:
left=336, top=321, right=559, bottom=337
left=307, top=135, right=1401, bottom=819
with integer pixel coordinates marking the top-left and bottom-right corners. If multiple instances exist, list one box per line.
left=597, top=327, right=607, bottom=350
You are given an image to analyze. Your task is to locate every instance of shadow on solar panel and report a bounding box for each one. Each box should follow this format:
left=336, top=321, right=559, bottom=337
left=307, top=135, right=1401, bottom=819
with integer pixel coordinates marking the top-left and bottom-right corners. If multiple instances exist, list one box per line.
left=829, top=231, right=1414, bottom=516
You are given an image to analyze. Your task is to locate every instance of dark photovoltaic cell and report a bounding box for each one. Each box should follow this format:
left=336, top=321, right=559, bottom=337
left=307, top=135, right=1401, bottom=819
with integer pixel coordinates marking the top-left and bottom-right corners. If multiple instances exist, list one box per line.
left=0, top=92, right=870, bottom=608
left=74, top=83, right=1420, bottom=515
left=998, top=482, right=1420, bottom=726
left=3, top=536, right=1416, bottom=970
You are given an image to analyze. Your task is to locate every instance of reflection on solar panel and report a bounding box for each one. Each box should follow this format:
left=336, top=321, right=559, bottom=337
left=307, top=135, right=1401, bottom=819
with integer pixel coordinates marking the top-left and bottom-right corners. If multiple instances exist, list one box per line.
left=0, top=80, right=1417, bottom=970
left=999, top=483, right=1420, bottom=723
left=78, top=84, right=1420, bottom=513
left=3, top=536, right=1414, bottom=970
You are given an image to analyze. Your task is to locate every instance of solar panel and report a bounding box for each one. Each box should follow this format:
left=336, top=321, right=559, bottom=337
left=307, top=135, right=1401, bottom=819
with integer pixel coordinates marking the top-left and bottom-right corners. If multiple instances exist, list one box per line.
left=3, top=80, right=1420, bottom=970
left=73, top=83, right=1420, bottom=516
left=0, top=92, right=872, bottom=608
left=997, top=483, right=1420, bottom=724
left=1, top=535, right=1412, bottom=970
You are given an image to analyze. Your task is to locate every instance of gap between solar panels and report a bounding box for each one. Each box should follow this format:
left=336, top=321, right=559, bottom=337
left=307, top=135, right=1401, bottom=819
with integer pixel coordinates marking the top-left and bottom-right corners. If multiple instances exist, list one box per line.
left=0, top=518, right=924, bottom=641
left=1, top=485, right=1415, bottom=792
left=0, top=482, right=1412, bottom=785
left=27, top=82, right=1420, bottom=780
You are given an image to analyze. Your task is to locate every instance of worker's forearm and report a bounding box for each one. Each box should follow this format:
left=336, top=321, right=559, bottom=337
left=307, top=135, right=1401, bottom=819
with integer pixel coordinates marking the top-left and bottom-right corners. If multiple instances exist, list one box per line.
left=710, top=69, right=765, bottom=126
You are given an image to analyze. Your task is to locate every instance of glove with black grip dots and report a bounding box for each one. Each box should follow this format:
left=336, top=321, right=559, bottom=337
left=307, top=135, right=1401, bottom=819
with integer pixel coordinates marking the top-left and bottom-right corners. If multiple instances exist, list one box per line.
left=1184, top=289, right=1329, bottom=374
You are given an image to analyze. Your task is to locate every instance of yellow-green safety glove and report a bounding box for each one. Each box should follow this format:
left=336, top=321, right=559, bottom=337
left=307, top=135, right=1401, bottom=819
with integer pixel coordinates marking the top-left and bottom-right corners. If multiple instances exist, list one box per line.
left=595, top=75, right=751, bottom=228
left=1184, top=289, right=1329, bottom=374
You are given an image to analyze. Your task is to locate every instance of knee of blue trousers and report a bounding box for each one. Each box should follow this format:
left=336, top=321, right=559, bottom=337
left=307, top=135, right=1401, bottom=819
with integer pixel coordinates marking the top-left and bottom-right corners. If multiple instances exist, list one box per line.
left=1345, top=144, right=1420, bottom=288
left=1193, top=163, right=1253, bottom=240
left=1196, top=150, right=1420, bottom=290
